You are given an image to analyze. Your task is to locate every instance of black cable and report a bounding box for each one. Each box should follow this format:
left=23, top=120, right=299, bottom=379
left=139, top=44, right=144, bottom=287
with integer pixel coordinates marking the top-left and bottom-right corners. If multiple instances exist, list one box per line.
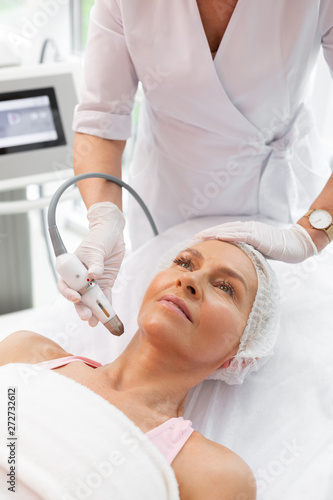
left=39, top=38, right=60, bottom=64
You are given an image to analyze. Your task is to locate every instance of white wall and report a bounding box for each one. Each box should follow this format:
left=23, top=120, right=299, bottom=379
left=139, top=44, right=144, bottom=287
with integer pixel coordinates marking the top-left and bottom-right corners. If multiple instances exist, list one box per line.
left=0, top=0, right=71, bottom=65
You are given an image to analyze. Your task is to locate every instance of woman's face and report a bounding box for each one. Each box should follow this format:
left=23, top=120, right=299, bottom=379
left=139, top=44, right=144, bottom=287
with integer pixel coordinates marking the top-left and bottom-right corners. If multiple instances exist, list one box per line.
left=137, top=240, right=258, bottom=374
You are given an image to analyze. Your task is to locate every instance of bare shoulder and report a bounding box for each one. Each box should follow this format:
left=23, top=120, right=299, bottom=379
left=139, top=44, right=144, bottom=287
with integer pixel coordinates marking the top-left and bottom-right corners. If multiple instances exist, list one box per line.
left=0, top=330, right=72, bottom=367
left=173, top=431, right=257, bottom=500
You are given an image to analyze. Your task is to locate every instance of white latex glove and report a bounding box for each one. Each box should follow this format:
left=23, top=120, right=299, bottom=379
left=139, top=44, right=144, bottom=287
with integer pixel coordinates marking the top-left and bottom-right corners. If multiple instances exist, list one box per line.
left=194, top=221, right=318, bottom=263
left=58, top=202, right=126, bottom=326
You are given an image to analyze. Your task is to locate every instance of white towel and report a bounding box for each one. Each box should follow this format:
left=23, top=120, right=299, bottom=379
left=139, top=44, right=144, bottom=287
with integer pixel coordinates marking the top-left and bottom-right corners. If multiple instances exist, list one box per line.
left=0, top=364, right=180, bottom=500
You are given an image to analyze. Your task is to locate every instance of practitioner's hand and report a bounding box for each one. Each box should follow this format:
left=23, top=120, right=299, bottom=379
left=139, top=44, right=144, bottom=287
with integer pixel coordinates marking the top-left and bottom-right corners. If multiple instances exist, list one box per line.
left=194, top=221, right=318, bottom=263
left=58, top=202, right=126, bottom=326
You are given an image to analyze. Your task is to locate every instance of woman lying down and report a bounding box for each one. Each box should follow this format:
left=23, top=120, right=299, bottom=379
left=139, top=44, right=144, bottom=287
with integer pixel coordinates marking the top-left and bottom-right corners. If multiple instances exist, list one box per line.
left=0, top=238, right=279, bottom=500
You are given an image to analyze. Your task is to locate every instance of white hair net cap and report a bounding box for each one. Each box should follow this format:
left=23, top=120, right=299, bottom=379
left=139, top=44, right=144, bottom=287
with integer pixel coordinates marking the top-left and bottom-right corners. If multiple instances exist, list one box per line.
left=155, top=238, right=281, bottom=385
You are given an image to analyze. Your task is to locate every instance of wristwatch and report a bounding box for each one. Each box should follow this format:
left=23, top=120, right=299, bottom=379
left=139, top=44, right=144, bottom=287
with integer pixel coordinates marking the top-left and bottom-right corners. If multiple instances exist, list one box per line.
left=304, top=209, right=333, bottom=242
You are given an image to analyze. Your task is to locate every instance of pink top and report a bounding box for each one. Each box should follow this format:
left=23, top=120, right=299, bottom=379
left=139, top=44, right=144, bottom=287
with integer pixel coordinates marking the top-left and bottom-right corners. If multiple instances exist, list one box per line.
left=34, top=355, right=195, bottom=464
left=145, top=416, right=194, bottom=464
left=34, top=355, right=102, bottom=370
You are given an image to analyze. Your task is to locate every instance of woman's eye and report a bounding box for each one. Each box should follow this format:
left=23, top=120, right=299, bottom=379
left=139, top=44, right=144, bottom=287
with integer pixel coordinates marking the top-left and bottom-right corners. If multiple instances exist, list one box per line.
left=173, top=257, right=192, bottom=269
left=217, top=282, right=234, bottom=296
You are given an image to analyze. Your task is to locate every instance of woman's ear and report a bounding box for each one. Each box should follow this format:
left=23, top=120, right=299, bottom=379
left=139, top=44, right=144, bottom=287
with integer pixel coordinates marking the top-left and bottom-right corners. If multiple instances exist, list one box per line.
left=220, top=357, right=234, bottom=369
left=219, top=357, right=258, bottom=370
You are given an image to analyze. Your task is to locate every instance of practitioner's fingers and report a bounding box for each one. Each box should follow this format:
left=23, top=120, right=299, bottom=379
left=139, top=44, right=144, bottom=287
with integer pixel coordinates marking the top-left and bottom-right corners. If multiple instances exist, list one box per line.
left=74, top=302, right=93, bottom=321
left=194, top=221, right=248, bottom=240
left=88, top=314, right=99, bottom=328
left=74, top=303, right=99, bottom=327
left=58, top=279, right=81, bottom=303
left=102, top=287, right=113, bottom=305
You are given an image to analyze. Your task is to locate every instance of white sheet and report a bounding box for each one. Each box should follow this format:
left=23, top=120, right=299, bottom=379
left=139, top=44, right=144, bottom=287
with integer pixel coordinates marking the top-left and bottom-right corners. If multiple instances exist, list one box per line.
left=1, top=214, right=332, bottom=499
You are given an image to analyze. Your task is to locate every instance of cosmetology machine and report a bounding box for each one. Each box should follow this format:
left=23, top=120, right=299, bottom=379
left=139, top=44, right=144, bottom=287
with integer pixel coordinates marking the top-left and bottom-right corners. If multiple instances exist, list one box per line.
left=0, top=62, right=79, bottom=314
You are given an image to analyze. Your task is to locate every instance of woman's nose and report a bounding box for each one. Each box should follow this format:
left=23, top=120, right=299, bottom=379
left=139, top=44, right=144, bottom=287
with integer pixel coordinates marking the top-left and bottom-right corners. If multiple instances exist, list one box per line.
left=176, top=273, right=202, bottom=299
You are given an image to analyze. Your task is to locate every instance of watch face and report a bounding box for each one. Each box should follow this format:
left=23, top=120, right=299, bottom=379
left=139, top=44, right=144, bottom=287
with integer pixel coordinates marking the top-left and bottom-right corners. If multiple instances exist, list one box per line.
left=309, top=210, right=333, bottom=229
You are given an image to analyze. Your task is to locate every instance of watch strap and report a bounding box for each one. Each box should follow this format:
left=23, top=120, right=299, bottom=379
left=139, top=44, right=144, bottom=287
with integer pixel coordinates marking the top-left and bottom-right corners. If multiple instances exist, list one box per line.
left=326, top=225, right=333, bottom=243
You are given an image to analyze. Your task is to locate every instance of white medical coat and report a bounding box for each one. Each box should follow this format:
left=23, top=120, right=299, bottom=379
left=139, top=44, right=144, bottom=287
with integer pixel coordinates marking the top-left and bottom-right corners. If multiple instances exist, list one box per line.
left=73, top=0, right=333, bottom=249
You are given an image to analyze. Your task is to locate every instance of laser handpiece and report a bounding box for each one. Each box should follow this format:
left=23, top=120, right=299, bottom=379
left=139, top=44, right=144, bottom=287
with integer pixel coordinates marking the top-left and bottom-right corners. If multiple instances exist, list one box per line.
left=56, top=252, right=124, bottom=336
left=48, top=173, right=159, bottom=336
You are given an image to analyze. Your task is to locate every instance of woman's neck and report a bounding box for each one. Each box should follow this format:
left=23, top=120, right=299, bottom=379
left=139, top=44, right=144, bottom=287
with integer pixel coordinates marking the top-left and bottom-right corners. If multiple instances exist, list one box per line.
left=99, top=330, right=203, bottom=419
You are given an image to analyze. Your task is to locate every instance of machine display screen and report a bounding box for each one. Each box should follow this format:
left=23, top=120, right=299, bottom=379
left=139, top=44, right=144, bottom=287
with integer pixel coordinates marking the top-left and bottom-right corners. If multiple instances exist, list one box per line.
left=0, top=87, right=66, bottom=155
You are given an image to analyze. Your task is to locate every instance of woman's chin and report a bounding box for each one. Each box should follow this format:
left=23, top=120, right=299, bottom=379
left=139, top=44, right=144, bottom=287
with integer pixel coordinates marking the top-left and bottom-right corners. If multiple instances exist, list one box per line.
left=138, top=309, right=192, bottom=348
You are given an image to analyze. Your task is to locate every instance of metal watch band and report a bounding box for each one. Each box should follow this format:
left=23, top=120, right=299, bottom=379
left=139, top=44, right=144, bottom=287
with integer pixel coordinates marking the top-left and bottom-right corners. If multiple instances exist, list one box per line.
left=304, top=209, right=333, bottom=242
left=326, top=225, right=333, bottom=243
left=78, top=280, right=96, bottom=296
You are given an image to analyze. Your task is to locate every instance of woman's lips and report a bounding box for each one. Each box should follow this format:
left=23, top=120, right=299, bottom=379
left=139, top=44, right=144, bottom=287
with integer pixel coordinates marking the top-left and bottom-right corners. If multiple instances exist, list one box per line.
left=158, top=295, right=193, bottom=322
